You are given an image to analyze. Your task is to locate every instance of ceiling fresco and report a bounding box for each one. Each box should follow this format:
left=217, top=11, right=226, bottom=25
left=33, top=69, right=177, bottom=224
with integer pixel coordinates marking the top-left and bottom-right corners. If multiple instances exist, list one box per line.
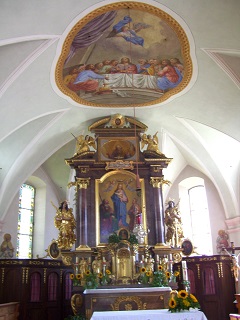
left=55, top=2, right=193, bottom=108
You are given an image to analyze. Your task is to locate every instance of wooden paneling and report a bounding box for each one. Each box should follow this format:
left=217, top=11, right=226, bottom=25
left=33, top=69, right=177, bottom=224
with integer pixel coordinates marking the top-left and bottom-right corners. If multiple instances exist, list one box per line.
left=0, top=259, right=72, bottom=320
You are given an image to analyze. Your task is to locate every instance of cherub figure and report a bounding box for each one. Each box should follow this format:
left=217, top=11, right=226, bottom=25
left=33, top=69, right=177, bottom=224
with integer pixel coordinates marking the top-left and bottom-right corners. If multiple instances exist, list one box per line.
left=140, top=131, right=164, bottom=156
left=74, top=134, right=96, bottom=155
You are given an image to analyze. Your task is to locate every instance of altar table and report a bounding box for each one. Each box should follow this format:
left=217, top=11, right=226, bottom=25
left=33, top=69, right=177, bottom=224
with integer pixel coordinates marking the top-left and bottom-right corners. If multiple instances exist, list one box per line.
left=91, top=309, right=208, bottom=320
left=84, top=287, right=172, bottom=320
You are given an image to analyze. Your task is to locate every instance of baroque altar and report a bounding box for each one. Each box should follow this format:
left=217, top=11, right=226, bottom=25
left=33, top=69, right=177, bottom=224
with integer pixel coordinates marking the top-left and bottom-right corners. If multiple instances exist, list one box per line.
left=53, top=114, right=186, bottom=317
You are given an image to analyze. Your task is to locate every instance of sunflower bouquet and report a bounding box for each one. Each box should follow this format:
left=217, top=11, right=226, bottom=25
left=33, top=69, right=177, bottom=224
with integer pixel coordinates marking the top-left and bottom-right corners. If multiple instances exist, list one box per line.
left=150, top=265, right=169, bottom=287
left=83, top=270, right=98, bottom=289
left=98, top=269, right=112, bottom=285
left=139, top=267, right=152, bottom=284
left=168, top=290, right=200, bottom=313
left=70, top=273, right=82, bottom=286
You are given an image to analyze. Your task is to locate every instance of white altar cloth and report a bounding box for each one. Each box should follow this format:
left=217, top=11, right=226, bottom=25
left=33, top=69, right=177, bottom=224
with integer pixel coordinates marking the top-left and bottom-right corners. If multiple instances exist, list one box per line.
left=84, top=287, right=171, bottom=294
left=90, top=309, right=208, bottom=320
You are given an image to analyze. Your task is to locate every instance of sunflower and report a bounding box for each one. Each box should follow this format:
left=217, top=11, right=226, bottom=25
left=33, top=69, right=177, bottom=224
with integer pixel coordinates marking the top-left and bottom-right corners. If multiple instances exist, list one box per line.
left=174, top=271, right=180, bottom=277
left=70, top=273, right=74, bottom=280
left=98, top=272, right=103, bottom=278
left=85, top=270, right=90, bottom=276
left=146, top=271, right=151, bottom=277
left=190, top=294, right=198, bottom=302
left=183, top=300, right=191, bottom=307
left=158, top=265, right=163, bottom=271
left=178, top=290, right=188, bottom=299
left=76, top=274, right=82, bottom=280
left=169, top=298, right=177, bottom=309
left=166, top=271, right=171, bottom=278
left=106, top=269, right=111, bottom=275
left=140, top=267, right=146, bottom=273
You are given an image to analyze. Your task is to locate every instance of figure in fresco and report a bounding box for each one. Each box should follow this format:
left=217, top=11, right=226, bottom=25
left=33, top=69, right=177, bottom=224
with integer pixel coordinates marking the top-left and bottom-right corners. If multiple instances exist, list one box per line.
left=107, top=16, right=150, bottom=47
left=53, top=200, right=76, bottom=250
left=0, top=233, right=14, bottom=259
left=140, top=131, right=164, bottom=156
left=68, top=64, right=109, bottom=93
left=117, top=57, right=137, bottom=74
left=156, top=59, right=183, bottom=92
left=164, top=200, right=184, bottom=247
left=170, top=58, right=184, bottom=75
left=216, top=229, right=230, bottom=254
left=128, top=198, right=142, bottom=231
left=111, top=183, right=129, bottom=228
left=74, top=134, right=96, bottom=155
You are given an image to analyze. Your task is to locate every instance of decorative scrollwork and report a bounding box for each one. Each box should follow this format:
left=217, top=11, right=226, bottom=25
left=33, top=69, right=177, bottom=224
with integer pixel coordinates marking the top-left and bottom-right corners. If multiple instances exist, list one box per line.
left=111, top=296, right=147, bottom=311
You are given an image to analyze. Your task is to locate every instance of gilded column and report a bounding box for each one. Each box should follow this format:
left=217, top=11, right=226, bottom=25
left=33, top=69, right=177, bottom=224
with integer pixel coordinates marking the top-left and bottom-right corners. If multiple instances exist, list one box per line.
left=76, top=177, right=90, bottom=250
left=150, top=176, right=168, bottom=247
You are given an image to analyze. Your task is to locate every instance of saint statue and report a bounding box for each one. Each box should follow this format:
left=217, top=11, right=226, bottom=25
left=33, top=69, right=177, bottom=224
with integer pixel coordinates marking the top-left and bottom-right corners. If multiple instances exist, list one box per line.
left=52, top=200, right=76, bottom=250
left=165, top=200, right=184, bottom=247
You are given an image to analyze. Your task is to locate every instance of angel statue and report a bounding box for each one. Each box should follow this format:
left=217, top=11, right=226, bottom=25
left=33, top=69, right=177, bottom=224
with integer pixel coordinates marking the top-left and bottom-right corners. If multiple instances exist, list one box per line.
left=140, top=131, right=164, bottom=156
left=74, top=134, right=97, bottom=155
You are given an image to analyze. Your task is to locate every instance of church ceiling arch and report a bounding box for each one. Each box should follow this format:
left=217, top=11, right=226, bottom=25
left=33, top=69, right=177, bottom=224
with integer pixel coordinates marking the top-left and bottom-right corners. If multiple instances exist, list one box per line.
left=55, top=1, right=195, bottom=108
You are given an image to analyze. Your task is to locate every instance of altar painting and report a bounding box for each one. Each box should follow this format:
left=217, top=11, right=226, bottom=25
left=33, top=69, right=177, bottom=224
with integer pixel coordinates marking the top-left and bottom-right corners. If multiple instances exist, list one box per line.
left=56, top=2, right=192, bottom=107
left=96, top=171, right=146, bottom=245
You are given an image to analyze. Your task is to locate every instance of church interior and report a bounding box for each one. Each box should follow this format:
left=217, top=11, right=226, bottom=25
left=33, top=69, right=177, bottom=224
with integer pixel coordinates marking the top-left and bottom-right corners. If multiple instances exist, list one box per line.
left=0, top=1, right=240, bottom=320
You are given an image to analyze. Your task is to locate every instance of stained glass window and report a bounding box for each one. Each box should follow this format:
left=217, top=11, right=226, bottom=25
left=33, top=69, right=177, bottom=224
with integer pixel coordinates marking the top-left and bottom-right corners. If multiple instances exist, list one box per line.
left=16, top=184, right=35, bottom=258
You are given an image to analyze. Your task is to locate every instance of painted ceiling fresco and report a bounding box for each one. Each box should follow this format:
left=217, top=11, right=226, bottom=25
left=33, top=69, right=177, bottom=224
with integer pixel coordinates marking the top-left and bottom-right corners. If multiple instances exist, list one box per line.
left=55, top=2, right=193, bottom=108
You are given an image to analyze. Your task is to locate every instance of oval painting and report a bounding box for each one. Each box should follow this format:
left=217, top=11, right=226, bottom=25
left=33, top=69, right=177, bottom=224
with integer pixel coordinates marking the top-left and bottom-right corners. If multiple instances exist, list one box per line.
left=55, top=2, right=193, bottom=108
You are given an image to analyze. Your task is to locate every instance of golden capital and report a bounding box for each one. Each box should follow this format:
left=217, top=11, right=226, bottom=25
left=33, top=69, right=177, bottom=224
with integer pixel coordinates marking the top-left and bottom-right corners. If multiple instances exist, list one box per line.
left=76, top=177, right=90, bottom=189
left=150, top=177, right=171, bottom=188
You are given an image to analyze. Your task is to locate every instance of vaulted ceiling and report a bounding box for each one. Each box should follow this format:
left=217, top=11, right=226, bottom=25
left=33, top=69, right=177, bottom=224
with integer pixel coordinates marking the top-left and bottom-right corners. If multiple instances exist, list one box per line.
left=0, top=0, right=240, bottom=222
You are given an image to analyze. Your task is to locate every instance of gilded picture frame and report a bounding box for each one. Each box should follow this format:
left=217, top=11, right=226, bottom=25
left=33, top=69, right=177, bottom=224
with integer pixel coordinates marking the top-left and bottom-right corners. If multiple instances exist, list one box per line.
left=48, top=240, right=61, bottom=260
left=98, top=137, right=138, bottom=162
left=95, top=170, right=147, bottom=246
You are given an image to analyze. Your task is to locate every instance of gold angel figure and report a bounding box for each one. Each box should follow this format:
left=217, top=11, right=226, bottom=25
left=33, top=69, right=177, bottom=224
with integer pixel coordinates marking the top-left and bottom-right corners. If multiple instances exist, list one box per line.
left=74, top=134, right=97, bottom=155
left=140, top=131, right=164, bottom=155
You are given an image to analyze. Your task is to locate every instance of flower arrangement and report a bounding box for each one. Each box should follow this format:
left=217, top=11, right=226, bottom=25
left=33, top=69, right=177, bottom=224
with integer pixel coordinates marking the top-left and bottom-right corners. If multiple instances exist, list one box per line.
left=168, top=290, right=200, bottom=313
left=108, top=232, right=138, bottom=245
left=70, top=273, right=82, bottom=286
left=98, top=269, right=112, bottom=285
left=150, top=265, right=169, bottom=287
left=83, top=270, right=98, bottom=289
left=139, top=267, right=152, bottom=284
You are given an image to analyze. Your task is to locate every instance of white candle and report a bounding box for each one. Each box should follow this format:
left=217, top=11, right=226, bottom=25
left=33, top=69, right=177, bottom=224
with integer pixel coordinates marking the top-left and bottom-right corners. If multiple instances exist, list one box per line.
left=76, top=257, right=79, bottom=263
left=156, top=255, right=159, bottom=262
left=103, top=257, right=106, bottom=262
left=169, top=254, right=172, bottom=261
left=182, top=261, right=188, bottom=281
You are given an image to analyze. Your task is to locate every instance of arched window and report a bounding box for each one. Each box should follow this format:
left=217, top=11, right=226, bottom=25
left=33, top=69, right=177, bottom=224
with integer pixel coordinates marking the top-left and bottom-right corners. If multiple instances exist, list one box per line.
left=16, top=184, right=35, bottom=258
left=179, top=177, right=213, bottom=255
left=188, top=185, right=212, bottom=255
